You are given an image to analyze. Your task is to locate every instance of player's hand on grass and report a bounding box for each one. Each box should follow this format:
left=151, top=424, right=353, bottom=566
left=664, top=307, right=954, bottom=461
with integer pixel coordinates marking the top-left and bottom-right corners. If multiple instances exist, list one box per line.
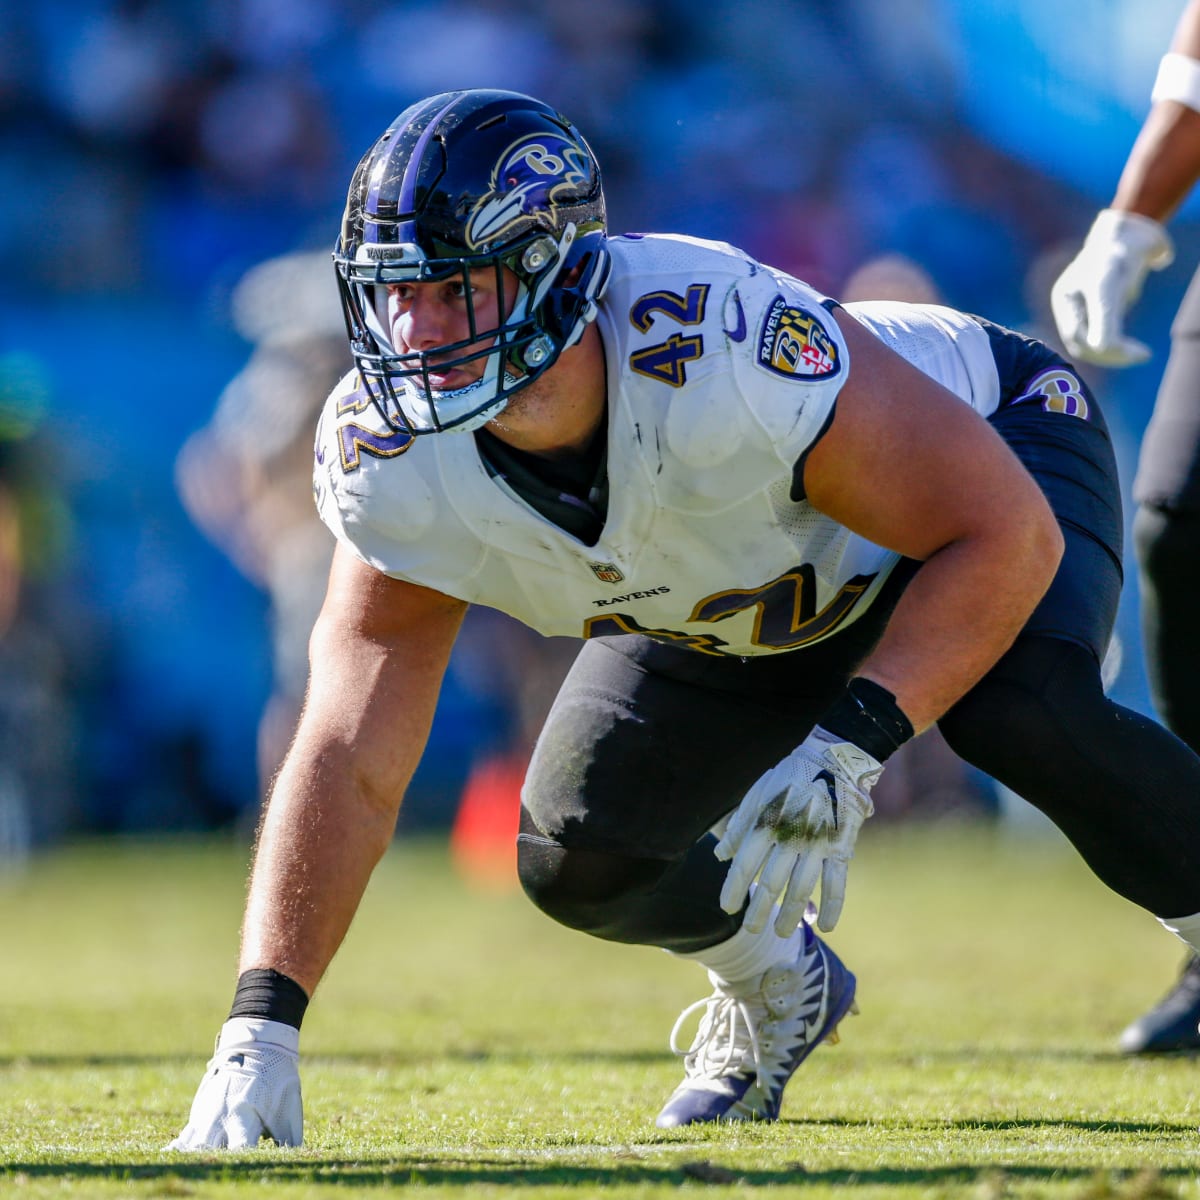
left=167, top=1018, right=302, bottom=1149
left=1050, top=208, right=1173, bottom=367
left=715, top=727, right=882, bottom=936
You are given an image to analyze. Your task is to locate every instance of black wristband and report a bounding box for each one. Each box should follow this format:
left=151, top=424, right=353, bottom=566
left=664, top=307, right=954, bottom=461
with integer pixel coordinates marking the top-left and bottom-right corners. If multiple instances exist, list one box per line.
left=228, top=968, right=310, bottom=1030
left=820, top=677, right=914, bottom=762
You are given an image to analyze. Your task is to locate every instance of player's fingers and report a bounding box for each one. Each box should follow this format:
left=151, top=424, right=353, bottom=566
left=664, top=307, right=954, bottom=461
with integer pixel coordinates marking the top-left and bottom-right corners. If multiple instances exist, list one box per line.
left=1110, top=336, right=1152, bottom=365
left=816, top=858, right=848, bottom=932
left=269, top=1085, right=303, bottom=1147
left=1085, top=275, right=1130, bottom=356
left=1050, top=284, right=1086, bottom=348
left=224, top=1110, right=264, bottom=1151
left=742, top=878, right=777, bottom=935
left=719, top=830, right=771, bottom=915
left=714, top=781, right=769, bottom=860
left=166, top=1123, right=225, bottom=1152
left=755, top=843, right=795, bottom=903
left=179, top=1113, right=232, bottom=1151
left=713, top=809, right=748, bottom=861
left=775, top=853, right=822, bottom=937
left=743, top=845, right=795, bottom=932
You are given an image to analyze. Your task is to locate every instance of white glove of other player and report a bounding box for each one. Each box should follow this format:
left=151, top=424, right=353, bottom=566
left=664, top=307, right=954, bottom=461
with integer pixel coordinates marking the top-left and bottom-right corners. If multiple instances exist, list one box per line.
left=1050, top=208, right=1174, bottom=366
left=168, top=1017, right=302, bottom=1149
left=714, top=727, right=882, bottom=936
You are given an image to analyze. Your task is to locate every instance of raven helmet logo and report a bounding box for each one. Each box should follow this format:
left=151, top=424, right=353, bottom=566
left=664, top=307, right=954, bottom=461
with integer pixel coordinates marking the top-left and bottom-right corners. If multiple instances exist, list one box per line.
left=589, top=561, right=625, bottom=584
left=757, top=297, right=841, bottom=379
left=466, top=132, right=597, bottom=249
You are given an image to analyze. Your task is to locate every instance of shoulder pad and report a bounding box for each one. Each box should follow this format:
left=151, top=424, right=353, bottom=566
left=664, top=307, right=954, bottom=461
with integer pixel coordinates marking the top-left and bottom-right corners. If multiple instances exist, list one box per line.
left=317, top=371, right=417, bottom=478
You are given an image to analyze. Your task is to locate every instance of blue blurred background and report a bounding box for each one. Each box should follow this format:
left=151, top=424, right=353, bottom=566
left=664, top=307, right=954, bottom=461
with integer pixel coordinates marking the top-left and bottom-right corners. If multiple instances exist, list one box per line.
left=1, top=0, right=1193, bottom=850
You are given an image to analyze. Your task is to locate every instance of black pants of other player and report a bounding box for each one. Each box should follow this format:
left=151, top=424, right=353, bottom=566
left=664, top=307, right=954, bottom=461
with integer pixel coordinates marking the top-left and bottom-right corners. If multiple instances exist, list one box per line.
left=1134, top=265, right=1200, bottom=757
left=519, top=360, right=1200, bottom=953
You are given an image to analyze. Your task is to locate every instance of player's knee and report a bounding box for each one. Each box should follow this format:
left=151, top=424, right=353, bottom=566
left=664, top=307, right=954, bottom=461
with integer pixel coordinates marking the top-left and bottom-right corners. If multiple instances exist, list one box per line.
left=938, top=637, right=1104, bottom=777
left=937, top=679, right=1024, bottom=777
left=516, top=829, right=668, bottom=939
left=1134, top=504, right=1197, bottom=592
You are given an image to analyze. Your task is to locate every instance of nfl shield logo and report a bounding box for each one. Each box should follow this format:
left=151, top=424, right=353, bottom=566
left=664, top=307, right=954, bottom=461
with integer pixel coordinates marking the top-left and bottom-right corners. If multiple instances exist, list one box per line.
left=589, top=561, right=625, bottom=584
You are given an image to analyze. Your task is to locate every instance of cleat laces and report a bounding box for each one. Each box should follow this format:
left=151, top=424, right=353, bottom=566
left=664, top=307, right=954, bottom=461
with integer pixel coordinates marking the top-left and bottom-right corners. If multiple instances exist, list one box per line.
left=656, top=927, right=857, bottom=1126
left=668, top=936, right=828, bottom=1097
left=669, top=983, right=768, bottom=1091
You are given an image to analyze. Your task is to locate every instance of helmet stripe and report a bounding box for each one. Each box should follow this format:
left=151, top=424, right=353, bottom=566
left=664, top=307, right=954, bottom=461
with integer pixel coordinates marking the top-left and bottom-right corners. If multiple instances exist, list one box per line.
left=385, top=93, right=464, bottom=239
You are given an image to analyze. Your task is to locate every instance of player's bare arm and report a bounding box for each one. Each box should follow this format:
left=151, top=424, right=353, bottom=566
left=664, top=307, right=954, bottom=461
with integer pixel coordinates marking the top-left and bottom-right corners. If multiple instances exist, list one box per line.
left=239, top=544, right=467, bottom=996
left=1112, top=0, right=1200, bottom=221
left=802, top=308, right=1063, bottom=732
left=1051, top=1, right=1200, bottom=363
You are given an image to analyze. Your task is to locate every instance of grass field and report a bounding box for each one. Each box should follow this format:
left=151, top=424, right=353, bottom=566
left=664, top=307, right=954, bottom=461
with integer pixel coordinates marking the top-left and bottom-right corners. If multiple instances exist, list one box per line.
left=2, top=821, right=1200, bottom=1198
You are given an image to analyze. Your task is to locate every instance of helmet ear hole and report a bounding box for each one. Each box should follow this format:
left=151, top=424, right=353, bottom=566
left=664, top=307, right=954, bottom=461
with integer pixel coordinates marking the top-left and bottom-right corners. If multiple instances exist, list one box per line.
left=540, top=236, right=612, bottom=347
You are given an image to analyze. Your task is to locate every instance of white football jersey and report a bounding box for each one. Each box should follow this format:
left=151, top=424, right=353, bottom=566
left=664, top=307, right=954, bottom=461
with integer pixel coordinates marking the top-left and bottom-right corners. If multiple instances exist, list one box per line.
left=314, top=234, right=1003, bottom=657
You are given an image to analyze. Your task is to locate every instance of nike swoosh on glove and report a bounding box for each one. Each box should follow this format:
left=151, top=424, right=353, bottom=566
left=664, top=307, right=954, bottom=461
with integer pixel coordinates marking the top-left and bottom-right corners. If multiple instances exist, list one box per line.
left=714, top=726, right=882, bottom=935
left=167, top=1017, right=302, bottom=1149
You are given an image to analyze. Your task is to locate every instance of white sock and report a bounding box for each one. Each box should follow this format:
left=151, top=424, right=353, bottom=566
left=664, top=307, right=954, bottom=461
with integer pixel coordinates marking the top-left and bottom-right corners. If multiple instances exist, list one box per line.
left=672, top=910, right=808, bottom=986
left=1158, top=910, right=1200, bottom=956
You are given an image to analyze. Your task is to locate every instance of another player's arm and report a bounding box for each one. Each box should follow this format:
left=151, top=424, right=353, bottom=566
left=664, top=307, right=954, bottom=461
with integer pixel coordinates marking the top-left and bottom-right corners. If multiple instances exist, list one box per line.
left=238, top=542, right=468, bottom=997
left=802, top=309, right=1063, bottom=733
left=1112, top=0, right=1200, bottom=221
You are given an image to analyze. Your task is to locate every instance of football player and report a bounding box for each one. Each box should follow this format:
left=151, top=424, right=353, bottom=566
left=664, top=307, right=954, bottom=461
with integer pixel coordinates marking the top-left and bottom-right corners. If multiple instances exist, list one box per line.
left=171, top=88, right=1200, bottom=1148
left=1052, top=0, right=1200, bottom=1055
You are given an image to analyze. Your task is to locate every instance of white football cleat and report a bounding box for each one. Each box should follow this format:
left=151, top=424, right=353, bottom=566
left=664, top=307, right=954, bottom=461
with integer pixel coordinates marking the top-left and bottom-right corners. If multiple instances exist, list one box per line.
left=656, top=923, right=857, bottom=1126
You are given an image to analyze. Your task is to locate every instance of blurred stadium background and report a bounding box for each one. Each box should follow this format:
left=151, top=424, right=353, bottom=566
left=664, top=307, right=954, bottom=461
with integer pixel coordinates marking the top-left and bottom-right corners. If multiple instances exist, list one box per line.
left=0, top=0, right=1192, bottom=860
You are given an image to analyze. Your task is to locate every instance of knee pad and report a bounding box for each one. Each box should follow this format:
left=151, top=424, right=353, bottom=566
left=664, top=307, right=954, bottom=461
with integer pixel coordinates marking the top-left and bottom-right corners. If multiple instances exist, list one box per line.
left=516, top=811, right=741, bottom=950
left=516, top=817, right=668, bottom=938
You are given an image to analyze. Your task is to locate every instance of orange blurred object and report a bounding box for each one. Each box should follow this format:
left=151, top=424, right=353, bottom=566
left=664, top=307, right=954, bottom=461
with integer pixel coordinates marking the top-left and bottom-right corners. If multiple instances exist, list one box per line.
left=449, top=751, right=527, bottom=890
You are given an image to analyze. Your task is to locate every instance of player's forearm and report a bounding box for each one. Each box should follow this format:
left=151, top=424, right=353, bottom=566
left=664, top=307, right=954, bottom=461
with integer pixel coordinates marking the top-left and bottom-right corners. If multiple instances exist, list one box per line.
left=852, top=520, right=1062, bottom=733
left=1112, top=102, right=1200, bottom=223
left=232, top=556, right=464, bottom=996
left=238, top=739, right=405, bottom=997
left=1174, top=0, right=1200, bottom=63
left=1112, top=2, right=1200, bottom=222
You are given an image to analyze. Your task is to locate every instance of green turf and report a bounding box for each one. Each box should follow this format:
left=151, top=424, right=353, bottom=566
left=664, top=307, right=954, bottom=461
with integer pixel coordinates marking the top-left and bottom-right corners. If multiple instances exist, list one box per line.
left=2, top=822, right=1200, bottom=1197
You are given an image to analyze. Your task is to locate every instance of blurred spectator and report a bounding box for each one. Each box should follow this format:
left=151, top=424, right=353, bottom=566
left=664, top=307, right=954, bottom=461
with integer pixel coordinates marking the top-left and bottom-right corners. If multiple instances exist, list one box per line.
left=0, top=355, right=83, bottom=859
left=841, top=254, right=944, bottom=306
left=176, top=251, right=348, bottom=797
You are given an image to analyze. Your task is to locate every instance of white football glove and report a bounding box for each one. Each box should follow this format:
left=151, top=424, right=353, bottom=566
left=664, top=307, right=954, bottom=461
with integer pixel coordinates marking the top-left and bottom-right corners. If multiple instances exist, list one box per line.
left=1050, top=208, right=1174, bottom=366
left=167, top=1018, right=303, bottom=1150
left=714, top=727, right=882, bottom=936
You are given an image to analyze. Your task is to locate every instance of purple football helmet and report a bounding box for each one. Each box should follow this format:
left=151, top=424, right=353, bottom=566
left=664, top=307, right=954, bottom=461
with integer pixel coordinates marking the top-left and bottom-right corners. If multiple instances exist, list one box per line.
left=334, top=89, right=611, bottom=434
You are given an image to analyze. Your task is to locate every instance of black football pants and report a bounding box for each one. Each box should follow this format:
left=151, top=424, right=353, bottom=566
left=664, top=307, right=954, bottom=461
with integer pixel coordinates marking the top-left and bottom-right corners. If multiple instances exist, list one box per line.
left=519, top=394, right=1200, bottom=950
left=1131, top=266, right=1200, bottom=757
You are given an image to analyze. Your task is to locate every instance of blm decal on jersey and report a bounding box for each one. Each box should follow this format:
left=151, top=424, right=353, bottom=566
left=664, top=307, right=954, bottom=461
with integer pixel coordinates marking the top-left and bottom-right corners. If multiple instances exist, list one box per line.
left=757, top=296, right=841, bottom=380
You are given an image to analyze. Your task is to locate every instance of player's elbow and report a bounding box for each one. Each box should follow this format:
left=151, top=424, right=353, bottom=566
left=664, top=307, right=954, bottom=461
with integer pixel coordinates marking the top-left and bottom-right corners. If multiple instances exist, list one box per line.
left=1009, top=493, right=1064, bottom=603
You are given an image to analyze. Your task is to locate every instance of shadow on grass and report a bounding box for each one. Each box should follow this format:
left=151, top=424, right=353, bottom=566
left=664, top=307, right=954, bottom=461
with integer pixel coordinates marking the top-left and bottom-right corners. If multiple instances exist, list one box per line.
left=3, top=1158, right=1196, bottom=1190
left=0, top=1044, right=1166, bottom=1070
left=0, top=1048, right=671, bottom=1069
left=780, top=1115, right=1194, bottom=1135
